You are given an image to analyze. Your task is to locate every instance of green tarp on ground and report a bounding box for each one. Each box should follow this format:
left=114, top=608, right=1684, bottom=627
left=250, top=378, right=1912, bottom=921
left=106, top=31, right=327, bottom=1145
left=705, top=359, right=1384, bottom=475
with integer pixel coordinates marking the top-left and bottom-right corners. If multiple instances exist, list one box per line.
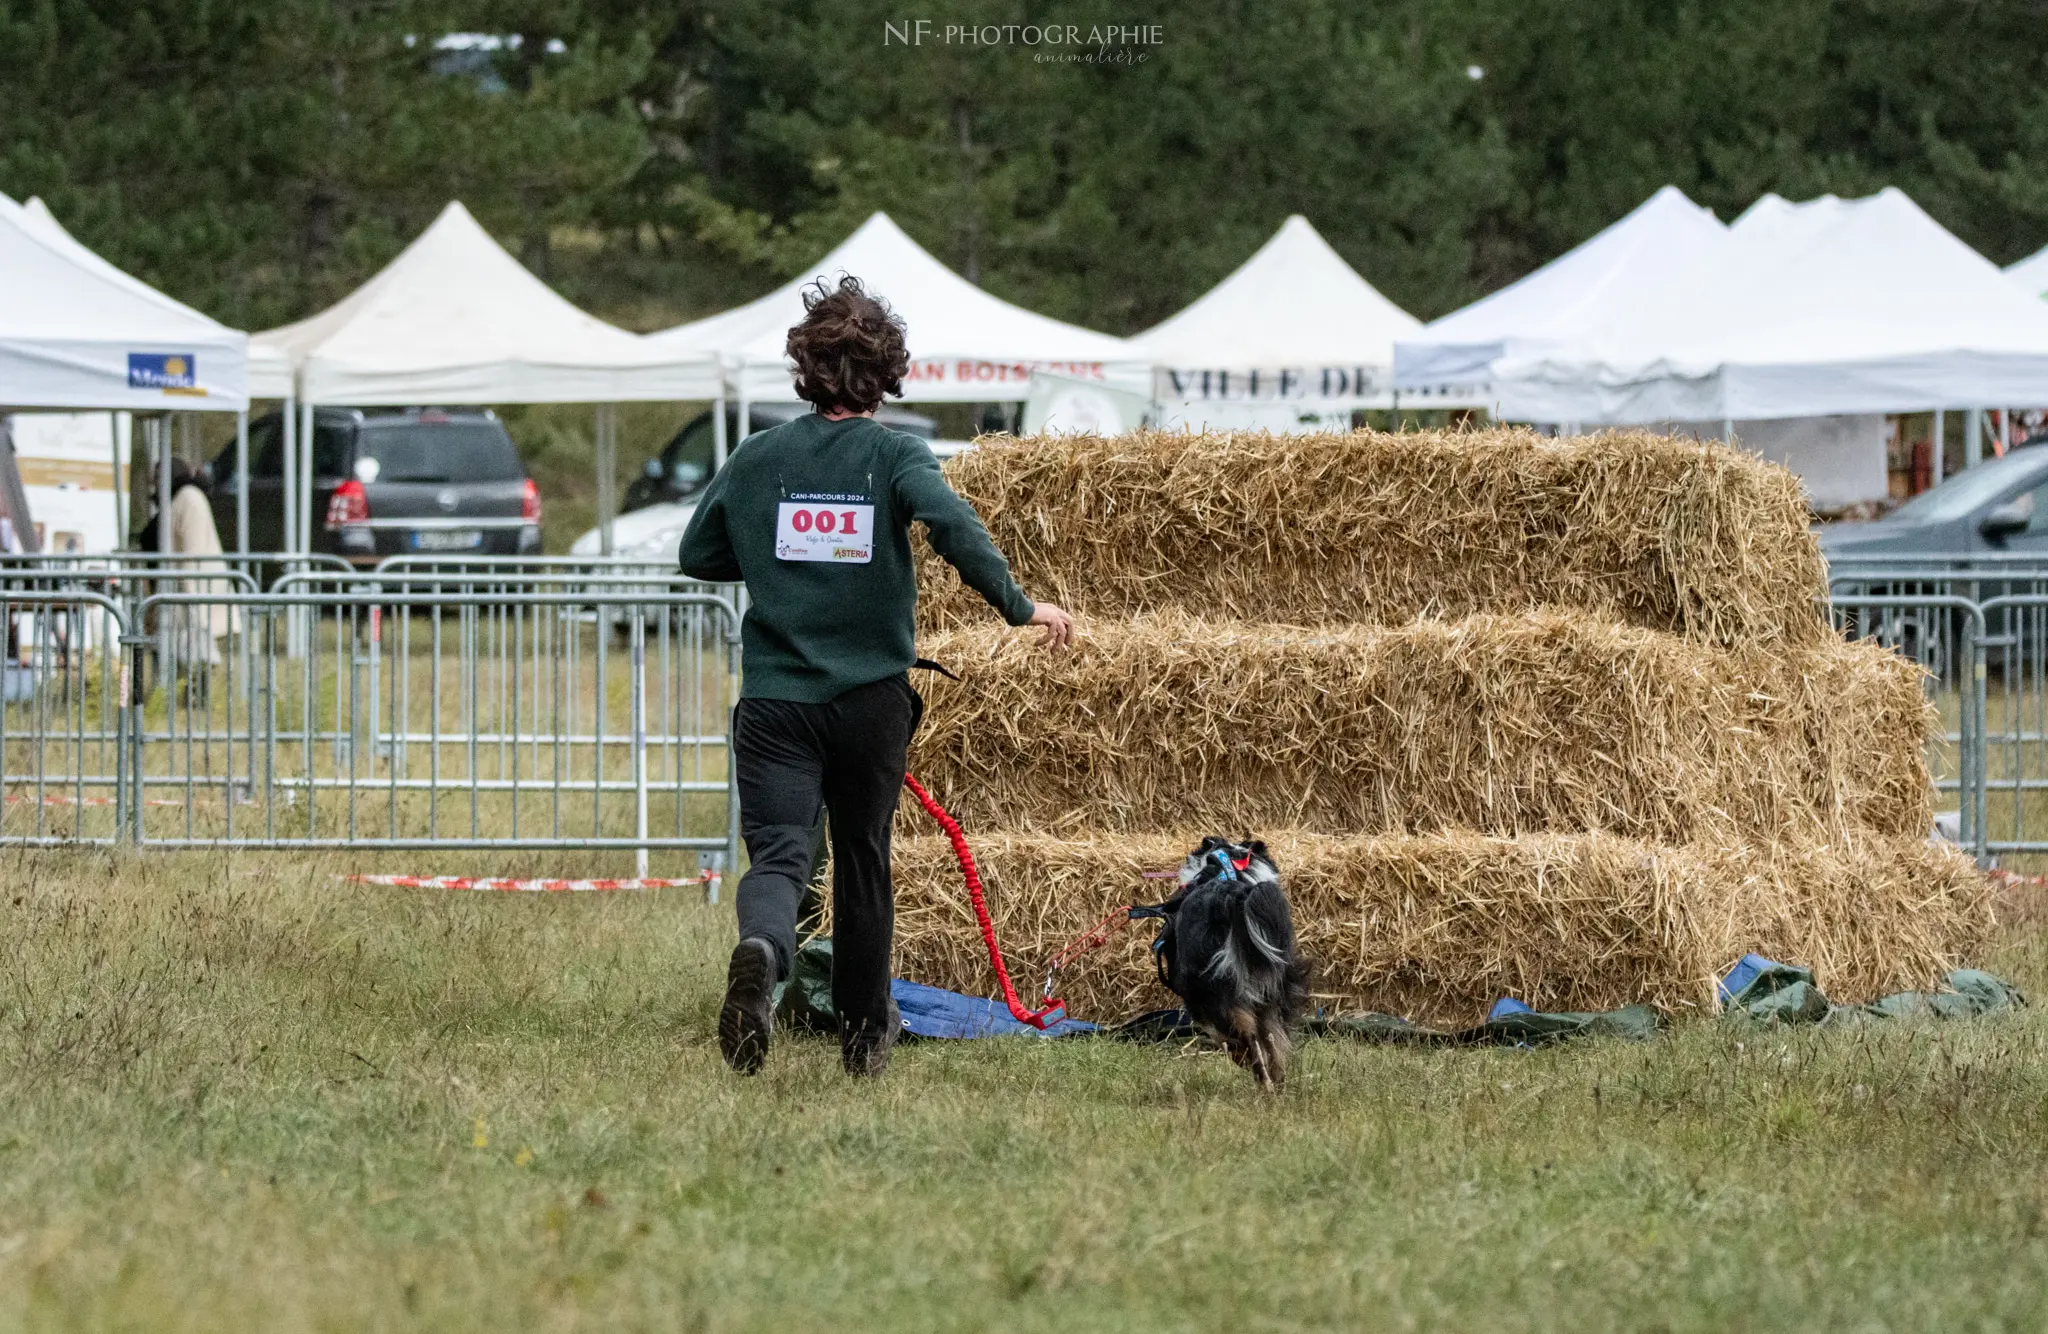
left=1111, top=961, right=2022, bottom=1047
left=1720, top=956, right=2026, bottom=1026
left=773, top=937, right=840, bottom=1034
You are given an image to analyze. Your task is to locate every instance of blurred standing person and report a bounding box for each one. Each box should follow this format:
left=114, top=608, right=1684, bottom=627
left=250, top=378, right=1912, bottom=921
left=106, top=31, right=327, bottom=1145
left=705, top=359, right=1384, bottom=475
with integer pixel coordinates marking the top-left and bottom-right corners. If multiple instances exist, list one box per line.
left=678, top=275, right=1073, bottom=1078
left=162, top=459, right=235, bottom=677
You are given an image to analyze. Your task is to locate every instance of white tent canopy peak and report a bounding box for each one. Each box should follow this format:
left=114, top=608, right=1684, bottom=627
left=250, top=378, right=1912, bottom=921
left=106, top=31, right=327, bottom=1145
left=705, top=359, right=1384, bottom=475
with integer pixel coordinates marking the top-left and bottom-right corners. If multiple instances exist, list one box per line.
left=1394, top=185, right=1727, bottom=393
left=0, top=193, right=249, bottom=410
left=648, top=211, right=1140, bottom=402
left=1489, top=186, right=2048, bottom=422
left=1128, top=214, right=1422, bottom=406
left=254, top=201, right=716, bottom=404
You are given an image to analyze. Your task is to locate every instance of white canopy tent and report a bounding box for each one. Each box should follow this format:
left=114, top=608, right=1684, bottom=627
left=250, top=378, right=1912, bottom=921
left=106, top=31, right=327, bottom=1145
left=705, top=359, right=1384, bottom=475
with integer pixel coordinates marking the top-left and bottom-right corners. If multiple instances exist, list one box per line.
left=1, top=193, right=251, bottom=553
left=252, top=201, right=721, bottom=557
left=1127, top=215, right=1429, bottom=429
left=1393, top=185, right=1728, bottom=397
left=647, top=212, right=1142, bottom=451
left=257, top=201, right=714, bottom=406
left=1489, top=188, right=2048, bottom=425
left=247, top=341, right=295, bottom=400
left=2011, top=243, right=2048, bottom=302
left=0, top=193, right=248, bottom=411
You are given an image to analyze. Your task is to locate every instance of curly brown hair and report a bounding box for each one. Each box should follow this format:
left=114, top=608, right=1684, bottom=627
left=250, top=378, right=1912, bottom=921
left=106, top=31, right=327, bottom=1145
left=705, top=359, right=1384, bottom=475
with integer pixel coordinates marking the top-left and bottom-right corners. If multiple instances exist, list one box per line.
left=785, top=275, right=911, bottom=415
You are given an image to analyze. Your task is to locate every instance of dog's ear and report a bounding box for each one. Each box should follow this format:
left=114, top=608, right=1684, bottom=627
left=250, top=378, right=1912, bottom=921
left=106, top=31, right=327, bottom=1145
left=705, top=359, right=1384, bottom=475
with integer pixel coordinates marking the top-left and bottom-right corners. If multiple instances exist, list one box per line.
left=1197, top=835, right=1229, bottom=854
left=1245, top=839, right=1277, bottom=872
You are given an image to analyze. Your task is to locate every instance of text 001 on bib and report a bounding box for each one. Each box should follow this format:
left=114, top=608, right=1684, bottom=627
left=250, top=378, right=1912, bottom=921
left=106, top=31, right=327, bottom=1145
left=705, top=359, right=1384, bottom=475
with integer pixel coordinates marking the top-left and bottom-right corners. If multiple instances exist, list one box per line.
left=775, top=502, right=874, bottom=563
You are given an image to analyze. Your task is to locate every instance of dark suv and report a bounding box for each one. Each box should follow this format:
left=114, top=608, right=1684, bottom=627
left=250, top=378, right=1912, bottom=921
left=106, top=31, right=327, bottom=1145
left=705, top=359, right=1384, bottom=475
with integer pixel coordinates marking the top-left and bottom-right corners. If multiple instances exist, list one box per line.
left=214, top=407, right=541, bottom=565
left=622, top=402, right=940, bottom=512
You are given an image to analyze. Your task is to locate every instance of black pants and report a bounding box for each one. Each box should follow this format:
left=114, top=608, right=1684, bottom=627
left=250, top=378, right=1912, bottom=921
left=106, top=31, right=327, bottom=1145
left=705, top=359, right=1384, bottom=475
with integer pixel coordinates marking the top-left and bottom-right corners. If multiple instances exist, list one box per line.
left=732, top=675, right=922, bottom=1034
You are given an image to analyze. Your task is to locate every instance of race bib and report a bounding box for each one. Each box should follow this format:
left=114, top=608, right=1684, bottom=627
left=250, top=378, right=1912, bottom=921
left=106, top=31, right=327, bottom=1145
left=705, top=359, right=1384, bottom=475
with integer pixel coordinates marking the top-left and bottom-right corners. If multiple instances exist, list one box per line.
left=775, top=498, right=875, bottom=563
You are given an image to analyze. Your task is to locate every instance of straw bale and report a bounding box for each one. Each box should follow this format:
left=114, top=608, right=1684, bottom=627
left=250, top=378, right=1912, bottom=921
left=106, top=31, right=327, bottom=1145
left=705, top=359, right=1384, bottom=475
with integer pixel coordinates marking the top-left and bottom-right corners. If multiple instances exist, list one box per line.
left=916, top=428, right=1828, bottom=646
left=887, top=829, right=1990, bottom=1027
left=906, top=611, right=1932, bottom=842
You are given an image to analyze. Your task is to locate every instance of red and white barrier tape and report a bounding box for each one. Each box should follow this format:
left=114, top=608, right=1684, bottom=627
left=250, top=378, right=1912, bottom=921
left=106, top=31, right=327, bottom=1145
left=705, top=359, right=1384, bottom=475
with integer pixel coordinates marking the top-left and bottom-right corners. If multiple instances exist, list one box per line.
left=343, top=873, right=716, bottom=893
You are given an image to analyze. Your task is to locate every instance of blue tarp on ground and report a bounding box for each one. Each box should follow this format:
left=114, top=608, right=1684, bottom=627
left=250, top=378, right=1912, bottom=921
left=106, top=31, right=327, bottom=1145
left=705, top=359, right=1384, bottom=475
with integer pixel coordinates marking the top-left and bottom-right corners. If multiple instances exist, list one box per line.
left=1718, top=953, right=1783, bottom=1006
left=774, top=938, right=1096, bottom=1039
left=891, top=979, right=1097, bottom=1040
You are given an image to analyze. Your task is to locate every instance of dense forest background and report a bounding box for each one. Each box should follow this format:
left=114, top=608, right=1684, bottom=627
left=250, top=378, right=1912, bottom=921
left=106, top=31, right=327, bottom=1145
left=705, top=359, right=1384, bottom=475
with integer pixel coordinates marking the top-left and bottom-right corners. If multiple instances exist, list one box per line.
left=5, top=0, right=2048, bottom=542
left=6, top=0, right=2048, bottom=336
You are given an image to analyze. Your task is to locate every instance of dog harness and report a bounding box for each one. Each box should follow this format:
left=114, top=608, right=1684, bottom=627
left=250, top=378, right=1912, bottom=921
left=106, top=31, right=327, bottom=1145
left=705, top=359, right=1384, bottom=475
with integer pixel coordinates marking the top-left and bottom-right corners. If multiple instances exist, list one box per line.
left=1034, top=843, right=1266, bottom=1000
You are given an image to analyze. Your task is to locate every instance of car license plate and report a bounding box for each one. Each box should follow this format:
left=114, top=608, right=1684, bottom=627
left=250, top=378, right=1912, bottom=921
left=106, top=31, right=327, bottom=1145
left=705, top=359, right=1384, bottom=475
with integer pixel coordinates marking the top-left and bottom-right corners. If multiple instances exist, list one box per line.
left=412, top=528, right=482, bottom=551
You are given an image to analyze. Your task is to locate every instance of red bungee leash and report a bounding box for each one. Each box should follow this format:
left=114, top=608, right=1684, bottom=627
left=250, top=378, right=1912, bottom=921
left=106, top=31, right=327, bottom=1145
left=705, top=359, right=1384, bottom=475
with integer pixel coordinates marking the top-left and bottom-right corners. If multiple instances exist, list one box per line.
left=902, top=773, right=1068, bottom=1030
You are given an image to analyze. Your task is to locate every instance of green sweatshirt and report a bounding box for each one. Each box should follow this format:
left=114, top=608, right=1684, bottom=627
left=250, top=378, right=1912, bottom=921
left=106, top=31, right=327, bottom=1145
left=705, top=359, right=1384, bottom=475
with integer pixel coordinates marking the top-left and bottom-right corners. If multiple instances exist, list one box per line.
left=677, top=413, right=1035, bottom=702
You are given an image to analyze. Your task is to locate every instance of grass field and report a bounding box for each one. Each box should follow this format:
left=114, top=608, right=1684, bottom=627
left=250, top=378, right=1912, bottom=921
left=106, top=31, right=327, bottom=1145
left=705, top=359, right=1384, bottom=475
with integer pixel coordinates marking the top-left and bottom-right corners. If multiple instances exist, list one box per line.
left=2, top=850, right=2046, bottom=1331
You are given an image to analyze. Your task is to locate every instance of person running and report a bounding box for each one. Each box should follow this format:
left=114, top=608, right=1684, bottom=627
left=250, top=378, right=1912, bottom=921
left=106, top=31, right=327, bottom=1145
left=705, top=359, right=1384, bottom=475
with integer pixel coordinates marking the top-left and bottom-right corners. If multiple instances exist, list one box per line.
left=678, top=275, right=1073, bottom=1077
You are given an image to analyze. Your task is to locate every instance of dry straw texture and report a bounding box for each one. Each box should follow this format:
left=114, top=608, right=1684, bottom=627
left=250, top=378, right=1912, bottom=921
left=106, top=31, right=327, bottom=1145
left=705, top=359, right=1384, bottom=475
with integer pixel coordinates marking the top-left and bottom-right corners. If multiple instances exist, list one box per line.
left=907, top=610, right=1932, bottom=842
left=885, top=425, right=1975, bottom=1027
left=889, top=830, right=1991, bottom=1027
left=916, top=427, right=1829, bottom=646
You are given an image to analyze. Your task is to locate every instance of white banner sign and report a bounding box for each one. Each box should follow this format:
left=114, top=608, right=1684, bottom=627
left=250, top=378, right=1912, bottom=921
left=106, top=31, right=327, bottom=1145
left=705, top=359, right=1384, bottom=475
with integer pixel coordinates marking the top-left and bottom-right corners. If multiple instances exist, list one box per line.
left=1155, top=365, right=1391, bottom=403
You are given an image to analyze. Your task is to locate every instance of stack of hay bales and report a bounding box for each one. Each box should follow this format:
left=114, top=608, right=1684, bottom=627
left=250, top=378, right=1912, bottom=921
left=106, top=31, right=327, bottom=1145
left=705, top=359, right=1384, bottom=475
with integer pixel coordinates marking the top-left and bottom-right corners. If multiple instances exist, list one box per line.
left=891, top=429, right=1990, bottom=1025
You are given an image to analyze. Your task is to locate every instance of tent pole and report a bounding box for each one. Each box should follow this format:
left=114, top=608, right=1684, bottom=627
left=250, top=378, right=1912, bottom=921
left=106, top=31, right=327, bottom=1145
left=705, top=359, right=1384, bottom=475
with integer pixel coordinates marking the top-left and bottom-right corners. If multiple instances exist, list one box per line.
left=1967, top=407, right=1983, bottom=470
left=292, top=397, right=313, bottom=659
left=235, top=409, right=250, bottom=558
left=281, top=393, right=297, bottom=557
left=737, top=365, right=751, bottom=447
left=1722, top=417, right=1735, bottom=445
left=281, top=398, right=297, bottom=658
left=597, top=403, right=616, bottom=558
left=712, top=375, right=728, bottom=473
left=1933, top=409, right=1946, bottom=479
left=157, top=415, right=172, bottom=556
left=109, top=413, right=127, bottom=548
left=299, top=398, right=314, bottom=559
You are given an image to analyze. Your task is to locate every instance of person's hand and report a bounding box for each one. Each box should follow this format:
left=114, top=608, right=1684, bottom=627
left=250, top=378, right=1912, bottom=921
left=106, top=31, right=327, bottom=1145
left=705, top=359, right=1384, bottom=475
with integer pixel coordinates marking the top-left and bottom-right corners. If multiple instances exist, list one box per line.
left=1027, top=601, right=1074, bottom=650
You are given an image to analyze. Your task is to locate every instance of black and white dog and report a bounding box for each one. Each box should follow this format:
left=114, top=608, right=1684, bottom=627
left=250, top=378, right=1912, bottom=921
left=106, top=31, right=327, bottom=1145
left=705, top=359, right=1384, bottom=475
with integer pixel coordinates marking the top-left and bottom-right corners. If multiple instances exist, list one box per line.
left=1146, top=836, right=1309, bottom=1089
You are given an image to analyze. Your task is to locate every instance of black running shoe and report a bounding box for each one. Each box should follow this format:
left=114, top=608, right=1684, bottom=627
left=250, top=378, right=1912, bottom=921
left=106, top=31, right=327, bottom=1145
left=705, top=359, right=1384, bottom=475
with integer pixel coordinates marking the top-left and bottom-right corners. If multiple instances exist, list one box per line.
left=841, top=996, right=902, bottom=1078
left=719, top=938, right=776, bottom=1075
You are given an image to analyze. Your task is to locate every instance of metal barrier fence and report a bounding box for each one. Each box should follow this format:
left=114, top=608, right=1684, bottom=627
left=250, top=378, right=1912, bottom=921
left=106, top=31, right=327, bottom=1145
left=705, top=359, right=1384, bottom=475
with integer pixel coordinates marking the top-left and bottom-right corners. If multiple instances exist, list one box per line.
left=0, top=588, right=140, bottom=845
left=0, top=558, right=741, bottom=887
left=1827, top=554, right=2048, bottom=868
left=14, top=548, right=2048, bottom=875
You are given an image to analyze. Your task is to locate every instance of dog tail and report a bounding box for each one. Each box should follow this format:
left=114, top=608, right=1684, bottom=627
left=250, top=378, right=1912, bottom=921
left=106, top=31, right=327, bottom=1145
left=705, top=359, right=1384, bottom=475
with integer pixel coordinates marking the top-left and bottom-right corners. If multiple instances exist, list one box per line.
left=1207, top=879, right=1307, bottom=1020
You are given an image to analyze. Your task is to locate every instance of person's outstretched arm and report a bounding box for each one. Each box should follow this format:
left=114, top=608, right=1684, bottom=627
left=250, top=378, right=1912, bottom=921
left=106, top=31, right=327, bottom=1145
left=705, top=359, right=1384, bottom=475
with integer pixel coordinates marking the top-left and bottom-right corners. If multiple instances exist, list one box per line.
left=893, top=441, right=1072, bottom=648
left=677, top=470, right=742, bottom=583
